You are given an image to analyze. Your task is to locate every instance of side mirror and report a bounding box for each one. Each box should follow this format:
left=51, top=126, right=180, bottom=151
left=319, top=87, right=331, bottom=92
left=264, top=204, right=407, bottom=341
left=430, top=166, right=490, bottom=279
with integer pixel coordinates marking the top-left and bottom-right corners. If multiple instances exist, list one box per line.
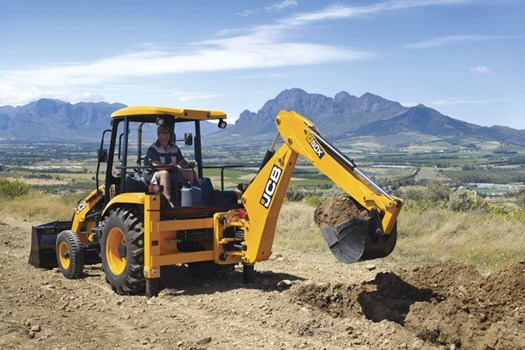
left=218, top=119, right=227, bottom=129
left=184, top=133, right=193, bottom=146
left=98, top=148, right=108, bottom=162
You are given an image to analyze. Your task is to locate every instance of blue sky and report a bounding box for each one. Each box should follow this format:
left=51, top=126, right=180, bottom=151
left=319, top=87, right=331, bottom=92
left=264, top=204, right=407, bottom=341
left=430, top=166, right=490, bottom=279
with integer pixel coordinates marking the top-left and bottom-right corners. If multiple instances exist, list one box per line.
left=1, top=0, right=523, bottom=129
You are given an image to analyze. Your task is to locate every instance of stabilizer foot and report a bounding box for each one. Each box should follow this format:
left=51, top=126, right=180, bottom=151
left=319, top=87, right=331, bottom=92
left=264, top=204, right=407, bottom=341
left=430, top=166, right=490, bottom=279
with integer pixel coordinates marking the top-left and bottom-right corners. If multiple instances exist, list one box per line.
left=242, top=264, right=254, bottom=284
left=146, top=278, right=159, bottom=298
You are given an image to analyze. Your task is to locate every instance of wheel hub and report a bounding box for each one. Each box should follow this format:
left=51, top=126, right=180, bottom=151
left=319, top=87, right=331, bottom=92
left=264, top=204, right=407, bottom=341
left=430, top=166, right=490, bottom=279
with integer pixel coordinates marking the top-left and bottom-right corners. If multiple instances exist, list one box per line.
left=106, top=227, right=127, bottom=276
left=118, top=243, right=126, bottom=259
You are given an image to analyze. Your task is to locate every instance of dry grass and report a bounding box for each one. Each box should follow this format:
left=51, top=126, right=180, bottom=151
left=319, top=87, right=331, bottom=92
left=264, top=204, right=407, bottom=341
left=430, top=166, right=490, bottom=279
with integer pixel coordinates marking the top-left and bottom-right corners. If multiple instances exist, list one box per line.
left=274, top=201, right=525, bottom=273
left=0, top=191, right=79, bottom=222
left=395, top=208, right=525, bottom=273
left=275, top=202, right=326, bottom=251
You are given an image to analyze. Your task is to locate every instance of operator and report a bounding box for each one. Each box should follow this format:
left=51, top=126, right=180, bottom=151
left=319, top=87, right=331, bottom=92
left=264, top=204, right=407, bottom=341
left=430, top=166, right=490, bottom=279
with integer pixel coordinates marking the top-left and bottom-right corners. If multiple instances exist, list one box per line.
left=145, top=123, right=197, bottom=206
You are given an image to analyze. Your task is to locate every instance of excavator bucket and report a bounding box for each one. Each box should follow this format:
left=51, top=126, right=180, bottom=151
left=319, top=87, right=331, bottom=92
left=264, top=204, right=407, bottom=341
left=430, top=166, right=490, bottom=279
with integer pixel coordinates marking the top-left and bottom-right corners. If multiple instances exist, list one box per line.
left=320, top=215, right=398, bottom=263
left=315, top=197, right=398, bottom=264
left=320, top=216, right=369, bottom=263
left=29, top=220, right=71, bottom=268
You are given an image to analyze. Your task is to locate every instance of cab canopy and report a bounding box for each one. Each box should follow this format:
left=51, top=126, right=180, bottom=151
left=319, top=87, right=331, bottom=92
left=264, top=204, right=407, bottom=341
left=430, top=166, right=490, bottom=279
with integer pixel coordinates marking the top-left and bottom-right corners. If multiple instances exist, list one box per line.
left=111, top=106, right=227, bottom=121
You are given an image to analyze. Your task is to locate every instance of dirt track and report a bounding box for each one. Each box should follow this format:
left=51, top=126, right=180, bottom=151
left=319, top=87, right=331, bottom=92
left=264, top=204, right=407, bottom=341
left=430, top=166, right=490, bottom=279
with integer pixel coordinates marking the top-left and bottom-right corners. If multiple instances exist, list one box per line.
left=0, top=215, right=524, bottom=350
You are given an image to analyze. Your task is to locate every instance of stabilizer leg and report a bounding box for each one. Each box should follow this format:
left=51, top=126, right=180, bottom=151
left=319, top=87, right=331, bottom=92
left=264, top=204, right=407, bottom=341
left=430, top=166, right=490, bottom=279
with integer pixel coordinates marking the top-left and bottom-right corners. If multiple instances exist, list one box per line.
left=242, top=264, right=254, bottom=284
left=146, top=278, right=159, bottom=298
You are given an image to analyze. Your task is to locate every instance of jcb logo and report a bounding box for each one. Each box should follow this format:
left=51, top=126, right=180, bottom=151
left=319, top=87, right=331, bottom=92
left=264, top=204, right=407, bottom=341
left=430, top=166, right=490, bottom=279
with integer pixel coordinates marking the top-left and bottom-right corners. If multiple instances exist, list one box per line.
left=260, top=165, right=282, bottom=209
left=306, top=134, right=325, bottom=159
left=76, top=200, right=87, bottom=213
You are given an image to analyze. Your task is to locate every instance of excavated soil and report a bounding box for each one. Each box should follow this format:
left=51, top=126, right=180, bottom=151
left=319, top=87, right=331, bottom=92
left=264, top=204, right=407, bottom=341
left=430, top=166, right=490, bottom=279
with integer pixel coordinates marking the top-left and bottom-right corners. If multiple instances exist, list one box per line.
left=314, top=196, right=368, bottom=227
left=0, top=214, right=524, bottom=349
left=294, top=263, right=525, bottom=349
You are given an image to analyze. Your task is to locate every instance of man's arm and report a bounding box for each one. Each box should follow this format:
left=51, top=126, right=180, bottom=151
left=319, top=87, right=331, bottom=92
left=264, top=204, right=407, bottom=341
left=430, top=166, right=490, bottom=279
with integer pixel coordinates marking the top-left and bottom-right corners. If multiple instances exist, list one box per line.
left=175, top=149, right=196, bottom=169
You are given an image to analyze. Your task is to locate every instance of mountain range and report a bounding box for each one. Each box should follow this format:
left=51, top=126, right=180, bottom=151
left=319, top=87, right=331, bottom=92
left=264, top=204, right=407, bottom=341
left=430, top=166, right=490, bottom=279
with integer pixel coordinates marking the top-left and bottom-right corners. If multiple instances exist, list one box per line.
left=0, top=99, right=126, bottom=142
left=0, top=89, right=523, bottom=147
left=228, top=89, right=525, bottom=147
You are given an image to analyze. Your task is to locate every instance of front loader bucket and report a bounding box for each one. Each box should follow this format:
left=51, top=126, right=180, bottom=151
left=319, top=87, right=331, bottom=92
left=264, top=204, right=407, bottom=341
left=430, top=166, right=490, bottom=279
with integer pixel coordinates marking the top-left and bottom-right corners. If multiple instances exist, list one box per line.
left=29, top=221, right=71, bottom=268
left=320, top=214, right=397, bottom=264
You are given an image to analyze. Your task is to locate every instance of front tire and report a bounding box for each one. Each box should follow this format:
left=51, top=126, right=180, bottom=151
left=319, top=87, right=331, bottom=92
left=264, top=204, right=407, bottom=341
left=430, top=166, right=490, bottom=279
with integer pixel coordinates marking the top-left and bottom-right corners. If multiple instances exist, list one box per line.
left=101, top=207, right=145, bottom=294
left=56, top=230, right=84, bottom=279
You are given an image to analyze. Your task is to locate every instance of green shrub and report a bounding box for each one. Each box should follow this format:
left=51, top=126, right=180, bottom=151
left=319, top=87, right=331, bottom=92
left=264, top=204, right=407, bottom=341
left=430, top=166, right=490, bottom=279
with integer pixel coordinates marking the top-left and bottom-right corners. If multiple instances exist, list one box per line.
left=321, top=185, right=345, bottom=199
left=285, top=187, right=306, bottom=202
left=303, top=195, right=323, bottom=207
left=398, top=186, right=427, bottom=203
left=487, top=204, right=510, bottom=217
left=397, top=181, right=450, bottom=211
left=426, top=180, right=451, bottom=202
left=0, top=179, right=31, bottom=199
left=448, top=188, right=487, bottom=212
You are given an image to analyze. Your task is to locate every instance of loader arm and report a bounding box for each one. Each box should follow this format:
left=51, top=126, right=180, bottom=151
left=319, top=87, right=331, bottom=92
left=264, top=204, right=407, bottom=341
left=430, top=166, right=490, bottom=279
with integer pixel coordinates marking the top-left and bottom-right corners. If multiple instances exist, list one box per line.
left=70, top=185, right=105, bottom=242
left=240, top=110, right=403, bottom=264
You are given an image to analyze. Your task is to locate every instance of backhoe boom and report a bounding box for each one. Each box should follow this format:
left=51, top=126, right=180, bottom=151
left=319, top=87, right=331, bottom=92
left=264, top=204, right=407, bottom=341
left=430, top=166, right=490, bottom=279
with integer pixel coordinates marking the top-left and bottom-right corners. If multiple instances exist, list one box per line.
left=241, top=110, right=403, bottom=264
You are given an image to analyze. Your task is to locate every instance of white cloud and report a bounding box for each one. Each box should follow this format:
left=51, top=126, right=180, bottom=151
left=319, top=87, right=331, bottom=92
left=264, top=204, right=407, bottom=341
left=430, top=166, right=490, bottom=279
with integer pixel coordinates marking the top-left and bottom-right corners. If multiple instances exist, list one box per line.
left=470, top=65, right=491, bottom=74
left=235, top=9, right=258, bottom=17
left=430, top=97, right=509, bottom=106
left=406, top=35, right=505, bottom=49
left=160, top=90, right=223, bottom=102
left=236, top=0, right=298, bottom=17
left=266, top=0, right=299, bottom=12
left=0, top=83, right=103, bottom=106
left=1, top=43, right=369, bottom=89
left=285, top=0, right=471, bottom=26
left=1, top=0, right=474, bottom=106
left=400, top=101, right=421, bottom=107
left=178, top=94, right=222, bottom=102
left=235, top=73, right=285, bottom=79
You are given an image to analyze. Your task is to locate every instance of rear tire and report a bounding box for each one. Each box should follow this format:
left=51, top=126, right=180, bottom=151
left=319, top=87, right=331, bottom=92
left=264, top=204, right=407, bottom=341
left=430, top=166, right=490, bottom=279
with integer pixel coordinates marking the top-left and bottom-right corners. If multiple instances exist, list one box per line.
left=56, top=230, right=84, bottom=279
left=101, top=207, right=145, bottom=294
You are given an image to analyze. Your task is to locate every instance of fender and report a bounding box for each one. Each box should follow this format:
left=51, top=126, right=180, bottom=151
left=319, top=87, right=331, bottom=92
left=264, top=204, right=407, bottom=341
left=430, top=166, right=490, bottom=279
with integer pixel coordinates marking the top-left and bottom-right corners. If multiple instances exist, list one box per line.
left=101, top=193, right=146, bottom=217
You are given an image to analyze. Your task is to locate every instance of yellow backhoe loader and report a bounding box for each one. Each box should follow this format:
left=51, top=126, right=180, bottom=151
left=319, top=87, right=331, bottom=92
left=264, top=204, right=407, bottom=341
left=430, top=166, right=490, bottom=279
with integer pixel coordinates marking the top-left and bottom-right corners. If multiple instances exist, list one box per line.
left=29, top=106, right=403, bottom=297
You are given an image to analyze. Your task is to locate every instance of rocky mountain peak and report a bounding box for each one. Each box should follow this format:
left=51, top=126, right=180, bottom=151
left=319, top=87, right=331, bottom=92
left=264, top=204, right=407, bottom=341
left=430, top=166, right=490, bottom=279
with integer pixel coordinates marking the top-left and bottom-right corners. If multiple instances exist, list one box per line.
left=29, top=98, right=70, bottom=114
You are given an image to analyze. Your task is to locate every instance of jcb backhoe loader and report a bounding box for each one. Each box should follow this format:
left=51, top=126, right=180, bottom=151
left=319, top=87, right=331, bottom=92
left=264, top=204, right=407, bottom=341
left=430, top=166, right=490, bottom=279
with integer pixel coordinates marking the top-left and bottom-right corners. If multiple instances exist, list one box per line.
left=29, top=106, right=403, bottom=297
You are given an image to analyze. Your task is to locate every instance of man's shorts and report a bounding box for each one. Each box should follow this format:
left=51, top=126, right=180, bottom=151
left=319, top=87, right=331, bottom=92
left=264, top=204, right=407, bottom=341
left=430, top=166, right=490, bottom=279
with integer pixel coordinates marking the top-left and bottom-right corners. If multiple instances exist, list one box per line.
left=150, top=169, right=196, bottom=187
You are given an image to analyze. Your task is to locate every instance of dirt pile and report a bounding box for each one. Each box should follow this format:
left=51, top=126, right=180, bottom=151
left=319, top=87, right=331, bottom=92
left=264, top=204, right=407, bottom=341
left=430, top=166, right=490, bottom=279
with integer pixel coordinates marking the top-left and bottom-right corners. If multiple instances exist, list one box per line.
left=313, top=195, right=368, bottom=227
left=293, top=262, right=525, bottom=349
left=402, top=263, right=525, bottom=349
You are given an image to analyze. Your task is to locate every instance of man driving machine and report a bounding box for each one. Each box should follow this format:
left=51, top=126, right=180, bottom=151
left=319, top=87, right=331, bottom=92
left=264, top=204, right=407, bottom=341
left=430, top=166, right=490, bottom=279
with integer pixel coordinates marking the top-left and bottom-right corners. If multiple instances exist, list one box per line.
left=146, top=123, right=196, bottom=206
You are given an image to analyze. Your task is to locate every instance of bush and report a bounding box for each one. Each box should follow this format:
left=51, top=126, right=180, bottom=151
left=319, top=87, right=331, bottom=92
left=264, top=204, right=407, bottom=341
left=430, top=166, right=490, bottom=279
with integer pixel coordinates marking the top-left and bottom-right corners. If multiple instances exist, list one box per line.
left=397, top=181, right=450, bottom=211
left=303, top=195, right=322, bottom=207
left=0, top=179, right=31, bottom=199
left=321, top=185, right=345, bottom=199
left=397, top=186, right=423, bottom=202
left=285, top=187, right=306, bottom=202
left=448, top=188, right=487, bottom=212
left=426, top=180, right=451, bottom=202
